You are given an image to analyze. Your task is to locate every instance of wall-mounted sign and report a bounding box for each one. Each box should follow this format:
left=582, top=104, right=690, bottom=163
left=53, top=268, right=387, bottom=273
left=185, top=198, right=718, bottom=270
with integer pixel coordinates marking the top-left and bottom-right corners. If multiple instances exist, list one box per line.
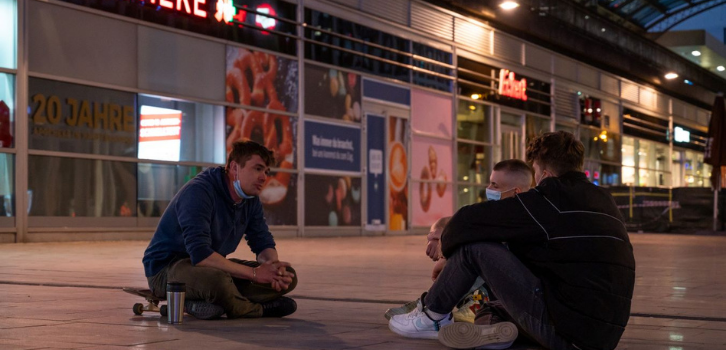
left=498, top=69, right=527, bottom=101
left=61, top=0, right=297, bottom=55
left=146, top=0, right=208, bottom=19
left=674, top=126, right=690, bottom=143
left=28, top=78, right=137, bottom=157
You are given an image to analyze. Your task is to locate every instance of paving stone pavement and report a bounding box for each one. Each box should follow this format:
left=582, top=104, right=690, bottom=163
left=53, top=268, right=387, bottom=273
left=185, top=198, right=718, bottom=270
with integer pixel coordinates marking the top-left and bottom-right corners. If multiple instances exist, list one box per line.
left=1, top=233, right=725, bottom=349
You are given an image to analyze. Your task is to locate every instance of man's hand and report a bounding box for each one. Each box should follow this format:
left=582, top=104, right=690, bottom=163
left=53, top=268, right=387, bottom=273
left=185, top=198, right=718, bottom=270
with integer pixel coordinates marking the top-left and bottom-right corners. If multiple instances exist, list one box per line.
left=426, top=227, right=444, bottom=261
left=426, top=239, right=440, bottom=261
left=431, top=258, right=446, bottom=281
left=253, top=260, right=295, bottom=292
left=255, top=248, right=295, bottom=291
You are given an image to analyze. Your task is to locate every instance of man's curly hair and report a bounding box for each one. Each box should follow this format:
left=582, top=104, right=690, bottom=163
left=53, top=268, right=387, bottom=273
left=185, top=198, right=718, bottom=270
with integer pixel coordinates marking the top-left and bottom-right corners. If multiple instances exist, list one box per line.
left=525, top=131, right=584, bottom=175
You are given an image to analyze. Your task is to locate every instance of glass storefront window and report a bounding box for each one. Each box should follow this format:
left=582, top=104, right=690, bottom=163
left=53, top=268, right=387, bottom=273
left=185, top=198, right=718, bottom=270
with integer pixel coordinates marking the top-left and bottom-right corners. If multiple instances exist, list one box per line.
left=637, top=140, right=669, bottom=172
left=0, top=153, right=13, bottom=221
left=137, top=163, right=204, bottom=217
left=683, top=150, right=712, bottom=188
left=457, top=100, right=491, bottom=143
left=457, top=142, right=491, bottom=185
left=583, top=160, right=621, bottom=186
left=0, top=73, right=14, bottom=148
left=28, top=156, right=137, bottom=217
left=138, top=95, right=225, bottom=164
left=0, top=0, right=17, bottom=69
left=621, top=136, right=671, bottom=187
left=580, top=127, right=621, bottom=163
left=457, top=185, right=486, bottom=208
left=305, top=9, right=411, bottom=82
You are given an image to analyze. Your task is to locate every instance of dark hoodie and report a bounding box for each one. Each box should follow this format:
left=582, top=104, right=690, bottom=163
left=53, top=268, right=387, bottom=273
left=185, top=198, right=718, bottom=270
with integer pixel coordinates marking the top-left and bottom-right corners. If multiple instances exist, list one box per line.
left=142, top=167, right=276, bottom=277
left=441, top=171, right=635, bottom=350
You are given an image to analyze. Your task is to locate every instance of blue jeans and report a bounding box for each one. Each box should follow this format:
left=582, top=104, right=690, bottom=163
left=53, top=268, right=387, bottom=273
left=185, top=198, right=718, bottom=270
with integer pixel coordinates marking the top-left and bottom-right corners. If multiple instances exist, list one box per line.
left=424, top=242, right=577, bottom=350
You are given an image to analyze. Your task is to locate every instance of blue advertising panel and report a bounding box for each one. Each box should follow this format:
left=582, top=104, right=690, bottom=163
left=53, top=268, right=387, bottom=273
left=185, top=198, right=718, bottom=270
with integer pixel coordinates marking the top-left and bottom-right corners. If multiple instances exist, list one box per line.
left=304, top=120, right=360, bottom=172
left=366, top=114, right=385, bottom=228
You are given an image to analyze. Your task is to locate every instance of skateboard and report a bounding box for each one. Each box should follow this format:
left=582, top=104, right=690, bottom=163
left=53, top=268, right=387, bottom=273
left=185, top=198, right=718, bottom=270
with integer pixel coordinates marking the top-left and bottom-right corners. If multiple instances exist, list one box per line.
left=123, top=287, right=168, bottom=316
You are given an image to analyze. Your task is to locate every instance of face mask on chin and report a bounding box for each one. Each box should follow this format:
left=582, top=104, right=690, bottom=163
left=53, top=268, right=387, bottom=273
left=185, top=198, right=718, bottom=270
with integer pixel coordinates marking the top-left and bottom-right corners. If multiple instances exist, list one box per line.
left=233, top=165, right=255, bottom=199
left=486, top=187, right=514, bottom=201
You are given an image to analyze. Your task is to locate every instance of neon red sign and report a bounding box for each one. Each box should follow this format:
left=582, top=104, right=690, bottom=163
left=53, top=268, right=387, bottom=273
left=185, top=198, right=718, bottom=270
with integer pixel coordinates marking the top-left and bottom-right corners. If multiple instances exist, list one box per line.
left=498, top=69, right=528, bottom=101
left=255, top=4, right=277, bottom=32
left=148, top=0, right=208, bottom=18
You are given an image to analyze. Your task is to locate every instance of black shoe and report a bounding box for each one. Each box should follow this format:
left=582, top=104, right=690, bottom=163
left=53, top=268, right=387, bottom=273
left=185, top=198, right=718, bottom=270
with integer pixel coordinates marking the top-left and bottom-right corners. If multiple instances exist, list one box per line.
left=261, top=297, right=297, bottom=317
left=184, top=300, right=225, bottom=320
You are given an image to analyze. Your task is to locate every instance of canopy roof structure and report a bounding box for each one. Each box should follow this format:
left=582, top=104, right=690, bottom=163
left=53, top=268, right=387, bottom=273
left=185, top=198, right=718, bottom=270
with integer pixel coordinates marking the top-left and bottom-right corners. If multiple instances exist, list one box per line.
left=593, top=0, right=726, bottom=32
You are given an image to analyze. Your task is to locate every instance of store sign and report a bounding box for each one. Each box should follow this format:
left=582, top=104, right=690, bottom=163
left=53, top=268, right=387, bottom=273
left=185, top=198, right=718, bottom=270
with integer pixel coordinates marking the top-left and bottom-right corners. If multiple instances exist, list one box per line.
left=498, top=69, right=528, bottom=101
left=28, top=78, right=137, bottom=157
left=146, top=0, right=209, bottom=18
left=674, top=126, right=690, bottom=143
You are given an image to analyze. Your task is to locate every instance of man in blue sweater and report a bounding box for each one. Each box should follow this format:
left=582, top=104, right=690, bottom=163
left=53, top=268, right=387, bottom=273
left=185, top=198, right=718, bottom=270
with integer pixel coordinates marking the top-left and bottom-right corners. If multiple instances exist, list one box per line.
left=143, top=141, right=298, bottom=319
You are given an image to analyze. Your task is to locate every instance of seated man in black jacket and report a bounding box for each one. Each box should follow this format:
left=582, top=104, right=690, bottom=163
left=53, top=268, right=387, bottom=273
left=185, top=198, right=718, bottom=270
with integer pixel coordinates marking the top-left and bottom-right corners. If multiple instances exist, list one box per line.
left=388, top=131, right=635, bottom=350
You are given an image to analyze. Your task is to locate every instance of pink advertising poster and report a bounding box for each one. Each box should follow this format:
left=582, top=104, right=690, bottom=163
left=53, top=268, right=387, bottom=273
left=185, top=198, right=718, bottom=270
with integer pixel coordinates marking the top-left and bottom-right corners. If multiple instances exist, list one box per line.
left=411, top=135, right=453, bottom=227
left=411, top=89, right=453, bottom=138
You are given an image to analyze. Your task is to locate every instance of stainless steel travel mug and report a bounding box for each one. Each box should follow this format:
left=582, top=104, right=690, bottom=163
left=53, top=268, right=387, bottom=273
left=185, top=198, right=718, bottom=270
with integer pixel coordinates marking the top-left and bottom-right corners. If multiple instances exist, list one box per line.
left=166, top=282, right=185, bottom=324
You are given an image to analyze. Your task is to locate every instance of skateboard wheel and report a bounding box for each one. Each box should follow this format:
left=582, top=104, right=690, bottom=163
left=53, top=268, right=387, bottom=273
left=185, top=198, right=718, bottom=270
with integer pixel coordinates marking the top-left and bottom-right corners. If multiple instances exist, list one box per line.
left=133, top=303, right=144, bottom=315
left=160, top=305, right=168, bottom=317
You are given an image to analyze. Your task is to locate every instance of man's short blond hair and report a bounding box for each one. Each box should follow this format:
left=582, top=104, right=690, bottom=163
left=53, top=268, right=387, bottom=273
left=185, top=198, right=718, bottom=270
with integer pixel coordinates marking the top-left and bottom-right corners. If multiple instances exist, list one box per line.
left=432, top=216, right=451, bottom=231
left=493, top=159, right=534, bottom=190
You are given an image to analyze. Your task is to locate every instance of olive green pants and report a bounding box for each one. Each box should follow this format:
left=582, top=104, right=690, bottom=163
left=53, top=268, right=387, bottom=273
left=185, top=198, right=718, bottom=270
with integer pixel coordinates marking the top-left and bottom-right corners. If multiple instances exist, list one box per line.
left=147, top=258, right=298, bottom=318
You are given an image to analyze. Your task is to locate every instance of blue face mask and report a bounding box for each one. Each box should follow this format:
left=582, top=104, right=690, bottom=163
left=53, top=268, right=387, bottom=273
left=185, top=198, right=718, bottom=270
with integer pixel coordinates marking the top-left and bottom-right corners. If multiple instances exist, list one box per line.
left=486, top=187, right=514, bottom=201
left=233, top=165, right=255, bottom=200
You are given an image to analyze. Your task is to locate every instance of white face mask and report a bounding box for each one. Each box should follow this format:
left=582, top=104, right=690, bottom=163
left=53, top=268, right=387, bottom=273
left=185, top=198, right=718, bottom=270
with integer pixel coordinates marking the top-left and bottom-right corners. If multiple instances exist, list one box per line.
left=233, top=164, right=255, bottom=199
left=486, top=187, right=514, bottom=201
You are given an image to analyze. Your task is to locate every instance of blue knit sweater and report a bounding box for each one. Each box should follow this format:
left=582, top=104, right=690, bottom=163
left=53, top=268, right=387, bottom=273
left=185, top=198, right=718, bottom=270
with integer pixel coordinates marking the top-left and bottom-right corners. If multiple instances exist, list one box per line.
left=142, top=167, right=276, bottom=277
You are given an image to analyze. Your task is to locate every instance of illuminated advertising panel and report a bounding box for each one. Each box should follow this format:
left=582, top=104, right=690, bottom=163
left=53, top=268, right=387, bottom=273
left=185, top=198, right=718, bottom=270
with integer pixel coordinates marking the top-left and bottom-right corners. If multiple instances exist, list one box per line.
left=138, top=106, right=182, bottom=162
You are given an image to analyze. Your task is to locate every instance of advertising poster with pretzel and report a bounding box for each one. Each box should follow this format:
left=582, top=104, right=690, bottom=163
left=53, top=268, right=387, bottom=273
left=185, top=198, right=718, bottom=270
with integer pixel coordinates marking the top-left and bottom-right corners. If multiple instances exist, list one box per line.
left=304, top=175, right=362, bottom=226
left=225, top=46, right=299, bottom=113
left=226, top=106, right=298, bottom=226
left=225, top=47, right=299, bottom=225
left=304, top=64, right=362, bottom=122
left=411, top=136, right=454, bottom=227
left=388, top=117, right=409, bottom=231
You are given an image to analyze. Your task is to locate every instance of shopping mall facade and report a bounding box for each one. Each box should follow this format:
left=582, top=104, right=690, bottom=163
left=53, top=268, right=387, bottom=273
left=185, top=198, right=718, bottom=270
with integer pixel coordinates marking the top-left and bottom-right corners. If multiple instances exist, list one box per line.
left=0, top=0, right=718, bottom=242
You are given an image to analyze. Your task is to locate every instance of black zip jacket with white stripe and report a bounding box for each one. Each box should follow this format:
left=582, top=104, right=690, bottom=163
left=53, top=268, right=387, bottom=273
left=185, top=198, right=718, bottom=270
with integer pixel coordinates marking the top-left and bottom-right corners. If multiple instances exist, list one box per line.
left=441, top=171, right=635, bottom=350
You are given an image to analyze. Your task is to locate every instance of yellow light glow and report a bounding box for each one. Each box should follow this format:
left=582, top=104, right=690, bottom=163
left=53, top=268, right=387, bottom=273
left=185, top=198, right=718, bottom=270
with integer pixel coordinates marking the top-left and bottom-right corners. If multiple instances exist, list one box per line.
left=499, top=1, right=519, bottom=10
left=665, top=72, right=679, bottom=80
left=471, top=94, right=481, bottom=100
left=599, top=130, right=608, bottom=142
left=469, top=105, right=476, bottom=111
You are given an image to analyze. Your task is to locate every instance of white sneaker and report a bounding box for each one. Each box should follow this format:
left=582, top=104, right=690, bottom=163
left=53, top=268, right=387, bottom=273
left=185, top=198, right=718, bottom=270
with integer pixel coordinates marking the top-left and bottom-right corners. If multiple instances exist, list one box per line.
left=384, top=298, right=419, bottom=320
left=438, top=322, right=518, bottom=349
left=388, top=300, right=453, bottom=339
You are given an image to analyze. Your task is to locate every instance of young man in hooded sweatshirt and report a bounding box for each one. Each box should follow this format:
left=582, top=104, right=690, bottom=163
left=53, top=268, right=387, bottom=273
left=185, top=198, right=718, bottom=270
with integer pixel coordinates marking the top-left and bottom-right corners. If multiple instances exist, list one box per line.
left=143, top=141, right=298, bottom=320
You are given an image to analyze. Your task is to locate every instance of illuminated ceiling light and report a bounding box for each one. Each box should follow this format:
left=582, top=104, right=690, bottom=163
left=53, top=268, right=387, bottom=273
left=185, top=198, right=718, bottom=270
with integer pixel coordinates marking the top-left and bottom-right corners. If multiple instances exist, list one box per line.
left=684, top=79, right=693, bottom=85
left=664, top=72, right=679, bottom=80
left=691, top=50, right=701, bottom=57
left=499, top=1, right=520, bottom=10
left=469, top=105, right=476, bottom=111
left=717, top=66, right=725, bottom=72
left=601, top=28, right=606, bottom=32
left=471, top=93, right=481, bottom=100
